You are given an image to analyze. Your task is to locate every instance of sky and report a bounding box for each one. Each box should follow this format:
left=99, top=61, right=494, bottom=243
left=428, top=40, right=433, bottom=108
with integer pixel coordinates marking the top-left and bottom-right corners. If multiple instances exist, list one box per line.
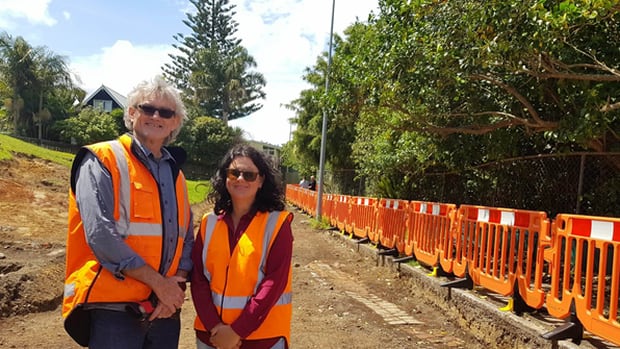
left=0, top=0, right=379, bottom=146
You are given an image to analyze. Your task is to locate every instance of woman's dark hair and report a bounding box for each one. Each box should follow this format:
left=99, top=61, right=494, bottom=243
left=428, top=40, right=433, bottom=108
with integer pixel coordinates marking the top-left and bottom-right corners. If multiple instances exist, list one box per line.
left=209, top=143, right=285, bottom=215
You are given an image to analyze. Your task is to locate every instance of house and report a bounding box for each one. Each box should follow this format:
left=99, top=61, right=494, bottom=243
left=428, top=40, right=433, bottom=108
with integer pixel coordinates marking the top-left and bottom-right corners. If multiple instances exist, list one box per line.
left=82, top=85, right=127, bottom=112
left=247, top=140, right=282, bottom=168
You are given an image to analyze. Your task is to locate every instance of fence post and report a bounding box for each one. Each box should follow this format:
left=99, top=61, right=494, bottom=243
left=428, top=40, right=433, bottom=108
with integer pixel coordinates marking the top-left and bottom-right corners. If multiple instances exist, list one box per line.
left=576, top=154, right=586, bottom=214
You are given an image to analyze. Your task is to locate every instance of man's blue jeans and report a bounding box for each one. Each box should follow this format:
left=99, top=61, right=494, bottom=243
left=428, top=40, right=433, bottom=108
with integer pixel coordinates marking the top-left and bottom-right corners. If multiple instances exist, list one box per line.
left=89, top=309, right=180, bottom=349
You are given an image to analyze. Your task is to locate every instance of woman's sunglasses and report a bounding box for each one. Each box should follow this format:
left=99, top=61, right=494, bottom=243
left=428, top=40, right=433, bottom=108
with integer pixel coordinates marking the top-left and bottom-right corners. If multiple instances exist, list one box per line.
left=137, top=104, right=176, bottom=119
left=226, top=168, right=259, bottom=182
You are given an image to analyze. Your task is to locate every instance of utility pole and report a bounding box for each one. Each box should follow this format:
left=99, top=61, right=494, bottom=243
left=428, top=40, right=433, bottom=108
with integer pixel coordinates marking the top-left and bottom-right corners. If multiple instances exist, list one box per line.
left=316, top=0, right=335, bottom=220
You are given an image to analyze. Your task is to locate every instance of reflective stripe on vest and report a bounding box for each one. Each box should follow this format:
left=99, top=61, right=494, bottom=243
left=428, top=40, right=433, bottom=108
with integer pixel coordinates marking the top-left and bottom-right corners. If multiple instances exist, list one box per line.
left=202, top=211, right=290, bottom=307
left=211, top=291, right=293, bottom=310
left=109, top=140, right=163, bottom=238
left=176, top=175, right=190, bottom=239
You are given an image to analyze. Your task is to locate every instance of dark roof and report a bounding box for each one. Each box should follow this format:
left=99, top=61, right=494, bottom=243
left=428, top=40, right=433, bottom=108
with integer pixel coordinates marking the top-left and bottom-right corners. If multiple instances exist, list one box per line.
left=82, top=85, right=127, bottom=109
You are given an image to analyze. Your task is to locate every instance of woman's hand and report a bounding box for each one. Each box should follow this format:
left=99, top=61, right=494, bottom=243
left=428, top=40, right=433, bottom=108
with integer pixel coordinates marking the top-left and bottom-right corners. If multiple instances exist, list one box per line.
left=210, top=323, right=241, bottom=349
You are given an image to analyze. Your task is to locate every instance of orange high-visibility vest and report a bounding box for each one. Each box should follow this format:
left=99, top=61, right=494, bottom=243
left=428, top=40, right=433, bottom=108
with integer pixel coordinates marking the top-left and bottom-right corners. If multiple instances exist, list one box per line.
left=194, top=211, right=292, bottom=344
left=62, top=134, right=191, bottom=318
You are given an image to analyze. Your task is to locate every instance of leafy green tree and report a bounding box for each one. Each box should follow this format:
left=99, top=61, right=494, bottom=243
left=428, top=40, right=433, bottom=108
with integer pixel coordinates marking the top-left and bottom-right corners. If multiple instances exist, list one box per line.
left=0, top=32, right=79, bottom=138
left=174, top=115, right=243, bottom=176
left=292, top=0, right=620, bottom=199
left=163, top=0, right=266, bottom=123
left=0, top=32, right=37, bottom=134
left=363, top=0, right=620, bottom=153
left=55, top=106, right=121, bottom=145
left=43, top=86, right=86, bottom=142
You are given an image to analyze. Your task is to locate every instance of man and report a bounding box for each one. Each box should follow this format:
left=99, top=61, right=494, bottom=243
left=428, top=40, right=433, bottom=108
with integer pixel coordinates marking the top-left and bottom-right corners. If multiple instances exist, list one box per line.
left=308, top=175, right=316, bottom=191
left=299, top=176, right=310, bottom=189
left=62, top=76, right=194, bottom=349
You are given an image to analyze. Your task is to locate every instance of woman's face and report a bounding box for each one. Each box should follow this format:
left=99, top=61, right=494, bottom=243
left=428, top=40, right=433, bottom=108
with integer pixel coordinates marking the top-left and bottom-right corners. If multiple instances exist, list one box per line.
left=225, top=156, right=264, bottom=204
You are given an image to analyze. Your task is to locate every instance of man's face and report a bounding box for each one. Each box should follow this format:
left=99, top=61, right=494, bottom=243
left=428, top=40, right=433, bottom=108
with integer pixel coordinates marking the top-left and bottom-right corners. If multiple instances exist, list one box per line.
left=128, top=96, right=180, bottom=145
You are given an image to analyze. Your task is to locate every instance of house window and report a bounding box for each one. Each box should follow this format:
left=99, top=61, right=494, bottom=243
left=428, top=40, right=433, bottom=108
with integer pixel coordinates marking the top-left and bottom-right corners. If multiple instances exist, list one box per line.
left=93, top=99, right=113, bottom=112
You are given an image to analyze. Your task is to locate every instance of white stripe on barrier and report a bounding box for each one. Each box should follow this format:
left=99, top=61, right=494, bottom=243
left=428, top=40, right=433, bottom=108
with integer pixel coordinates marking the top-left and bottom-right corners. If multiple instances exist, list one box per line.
left=432, top=204, right=440, bottom=216
left=477, top=209, right=490, bottom=222
left=501, top=211, right=515, bottom=226
left=420, top=203, right=427, bottom=213
left=591, top=220, right=614, bottom=241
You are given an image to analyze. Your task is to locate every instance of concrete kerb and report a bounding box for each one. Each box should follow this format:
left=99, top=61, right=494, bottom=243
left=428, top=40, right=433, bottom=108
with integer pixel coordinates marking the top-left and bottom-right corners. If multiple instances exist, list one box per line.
left=329, top=230, right=589, bottom=349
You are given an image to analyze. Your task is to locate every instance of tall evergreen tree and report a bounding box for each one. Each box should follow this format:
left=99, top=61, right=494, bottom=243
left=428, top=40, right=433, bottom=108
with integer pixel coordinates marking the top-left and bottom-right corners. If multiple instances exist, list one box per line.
left=163, top=0, right=266, bottom=123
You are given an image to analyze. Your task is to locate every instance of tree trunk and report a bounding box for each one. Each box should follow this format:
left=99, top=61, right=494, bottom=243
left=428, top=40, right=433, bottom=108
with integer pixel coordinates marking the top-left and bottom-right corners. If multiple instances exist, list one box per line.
left=37, top=93, right=44, bottom=143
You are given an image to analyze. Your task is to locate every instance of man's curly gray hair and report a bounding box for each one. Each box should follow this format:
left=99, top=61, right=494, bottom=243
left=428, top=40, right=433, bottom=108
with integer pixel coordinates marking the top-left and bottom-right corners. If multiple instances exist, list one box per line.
left=124, top=76, right=187, bottom=145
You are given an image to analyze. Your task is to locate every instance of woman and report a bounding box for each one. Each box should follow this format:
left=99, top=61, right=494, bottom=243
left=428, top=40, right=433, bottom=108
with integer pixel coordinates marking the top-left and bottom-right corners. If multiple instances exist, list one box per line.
left=191, top=144, right=294, bottom=349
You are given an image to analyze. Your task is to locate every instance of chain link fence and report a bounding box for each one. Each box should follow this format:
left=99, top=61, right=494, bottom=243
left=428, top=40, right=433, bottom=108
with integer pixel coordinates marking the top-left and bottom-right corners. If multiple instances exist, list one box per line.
left=322, top=153, right=620, bottom=218
left=15, top=131, right=617, bottom=218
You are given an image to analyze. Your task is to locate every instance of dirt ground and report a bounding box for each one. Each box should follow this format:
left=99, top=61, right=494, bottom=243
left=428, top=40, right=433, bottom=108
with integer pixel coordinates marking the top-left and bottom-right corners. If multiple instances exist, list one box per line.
left=0, top=153, right=606, bottom=349
left=0, top=153, right=486, bottom=348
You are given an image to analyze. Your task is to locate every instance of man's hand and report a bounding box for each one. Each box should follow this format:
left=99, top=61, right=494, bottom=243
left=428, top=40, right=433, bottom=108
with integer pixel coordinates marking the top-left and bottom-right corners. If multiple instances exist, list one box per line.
left=123, top=266, right=186, bottom=318
left=148, top=301, right=177, bottom=321
left=151, top=275, right=186, bottom=310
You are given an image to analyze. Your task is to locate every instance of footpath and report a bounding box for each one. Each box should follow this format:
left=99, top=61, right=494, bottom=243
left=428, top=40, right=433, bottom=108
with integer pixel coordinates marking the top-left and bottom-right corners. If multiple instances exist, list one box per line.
left=331, top=225, right=617, bottom=349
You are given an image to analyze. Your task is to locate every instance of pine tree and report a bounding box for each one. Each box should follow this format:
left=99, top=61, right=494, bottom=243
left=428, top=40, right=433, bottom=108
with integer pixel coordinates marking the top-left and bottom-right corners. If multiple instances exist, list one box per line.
left=163, top=0, right=266, bottom=123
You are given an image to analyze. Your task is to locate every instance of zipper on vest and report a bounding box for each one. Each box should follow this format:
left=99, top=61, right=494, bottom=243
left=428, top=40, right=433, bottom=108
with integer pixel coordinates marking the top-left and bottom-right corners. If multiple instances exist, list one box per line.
left=219, top=263, right=232, bottom=319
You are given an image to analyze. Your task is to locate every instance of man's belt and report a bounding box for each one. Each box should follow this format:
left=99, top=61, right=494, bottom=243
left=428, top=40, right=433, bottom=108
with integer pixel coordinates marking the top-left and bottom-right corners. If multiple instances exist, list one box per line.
left=82, top=300, right=155, bottom=320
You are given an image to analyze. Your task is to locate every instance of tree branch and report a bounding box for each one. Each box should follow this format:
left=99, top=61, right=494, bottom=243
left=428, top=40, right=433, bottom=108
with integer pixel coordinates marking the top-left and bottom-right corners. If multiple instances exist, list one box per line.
left=469, top=74, right=553, bottom=126
left=601, top=101, right=620, bottom=113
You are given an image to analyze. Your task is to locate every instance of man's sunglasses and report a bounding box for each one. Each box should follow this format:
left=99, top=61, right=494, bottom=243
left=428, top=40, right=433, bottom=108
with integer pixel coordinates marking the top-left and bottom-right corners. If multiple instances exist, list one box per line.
left=226, top=168, right=259, bottom=182
left=137, top=104, right=176, bottom=119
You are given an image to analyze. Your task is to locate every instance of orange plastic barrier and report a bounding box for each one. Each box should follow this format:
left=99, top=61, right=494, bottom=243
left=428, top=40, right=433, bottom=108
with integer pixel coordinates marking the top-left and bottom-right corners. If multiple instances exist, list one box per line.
left=285, top=184, right=299, bottom=206
left=288, top=186, right=620, bottom=345
left=293, top=186, right=304, bottom=210
left=374, top=199, right=408, bottom=249
left=320, top=193, right=336, bottom=223
left=405, top=201, right=456, bottom=269
left=306, top=189, right=317, bottom=217
left=544, top=214, right=620, bottom=346
left=299, top=187, right=310, bottom=213
left=349, top=196, right=378, bottom=238
left=451, top=205, right=550, bottom=304
left=333, top=195, right=351, bottom=232
left=327, top=194, right=340, bottom=228
left=284, top=185, right=292, bottom=203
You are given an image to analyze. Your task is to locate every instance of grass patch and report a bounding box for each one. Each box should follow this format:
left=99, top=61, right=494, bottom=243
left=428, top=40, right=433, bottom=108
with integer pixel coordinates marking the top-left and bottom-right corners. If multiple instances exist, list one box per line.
left=187, top=180, right=210, bottom=204
left=309, top=215, right=333, bottom=230
left=0, top=134, right=211, bottom=204
left=0, top=134, right=74, bottom=167
left=0, top=146, right=10, bottom=161
left=406, top=259, right=421, bottom=268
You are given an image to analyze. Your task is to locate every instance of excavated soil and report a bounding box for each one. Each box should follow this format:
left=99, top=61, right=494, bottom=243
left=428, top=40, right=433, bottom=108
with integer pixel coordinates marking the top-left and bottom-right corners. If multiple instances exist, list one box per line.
left=0, top=153, right=612, bottom=348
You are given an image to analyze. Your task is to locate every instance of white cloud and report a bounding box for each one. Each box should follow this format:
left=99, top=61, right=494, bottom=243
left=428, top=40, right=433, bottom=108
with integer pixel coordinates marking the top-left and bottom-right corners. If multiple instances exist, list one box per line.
left=71, top=40, right=175, bottom=96
left=229, top=0, right=378, bottom=145
left=0, top=0, right=57, bottom=28
left=69, top=0, right=378, bottom=146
